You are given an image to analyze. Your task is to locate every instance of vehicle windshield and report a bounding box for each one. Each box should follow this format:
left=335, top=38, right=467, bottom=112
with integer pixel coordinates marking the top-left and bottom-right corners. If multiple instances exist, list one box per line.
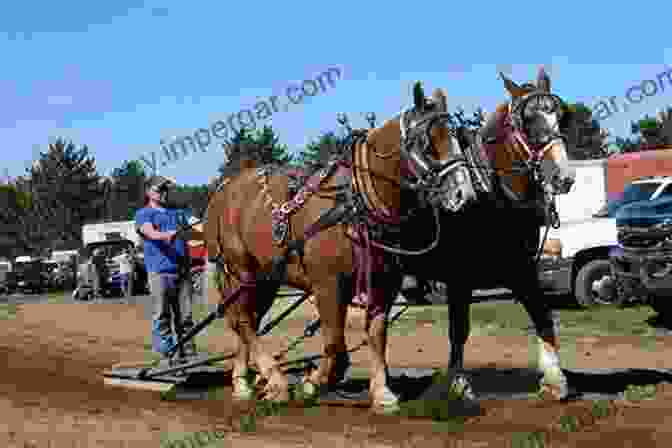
left=621, top=183, right=661, bottom=203
left=599, top=182, right=662, bottom=217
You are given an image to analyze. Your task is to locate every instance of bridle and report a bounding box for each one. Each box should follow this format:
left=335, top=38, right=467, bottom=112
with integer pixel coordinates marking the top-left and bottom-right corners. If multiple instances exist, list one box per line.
left=497, top=90, right=566, bottom=261
left=398, top=107, right=470, bottom=212
left=357, top=104, right=473, bottom=257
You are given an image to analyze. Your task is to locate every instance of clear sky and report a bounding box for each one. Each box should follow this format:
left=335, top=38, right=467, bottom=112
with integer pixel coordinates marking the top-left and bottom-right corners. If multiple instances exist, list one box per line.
left=2, top=1, right=672, bottom=186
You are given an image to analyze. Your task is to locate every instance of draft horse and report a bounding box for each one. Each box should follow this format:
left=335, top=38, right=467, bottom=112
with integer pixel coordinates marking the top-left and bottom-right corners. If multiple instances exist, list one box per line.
left=204, top=83, right=479, bottom=413
left=401, top=67, right=577, bottom=401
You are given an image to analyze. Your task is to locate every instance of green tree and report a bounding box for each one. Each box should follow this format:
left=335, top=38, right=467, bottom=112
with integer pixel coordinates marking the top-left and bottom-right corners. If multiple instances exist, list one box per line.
left=173, top=184, right=210, bottom=218
left=296, top=112, right=358, bottom=170
left=111, top=160, right=146, bottom=221
left=28, top=138, right=104, bottom=248
left=297, top=131, right=348, bottom=170
left=217, top=125, right=292, bottom=180
left=0, top=183, right=34, bottom=257
left=560, top=102, right=609, bottom=159
left=630, top=107, right=672, bottom=148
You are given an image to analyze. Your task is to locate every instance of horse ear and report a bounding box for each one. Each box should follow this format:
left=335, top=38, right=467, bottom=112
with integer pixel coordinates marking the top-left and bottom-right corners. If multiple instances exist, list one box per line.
left=239, top=158, right=256, bottom=170
left=500, top=72, right=526, bottom=98
left=537, top=67, right=551, bottom=92
left=413, top=81, right=425, bottom=111
left=431, top=88, right=448, bottom=112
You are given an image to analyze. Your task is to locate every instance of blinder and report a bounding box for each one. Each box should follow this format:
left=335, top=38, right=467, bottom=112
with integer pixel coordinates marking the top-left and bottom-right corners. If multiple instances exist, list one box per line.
left=510, top=91, right=565, bottom=156
left=400, top=109, right=466, bottom=189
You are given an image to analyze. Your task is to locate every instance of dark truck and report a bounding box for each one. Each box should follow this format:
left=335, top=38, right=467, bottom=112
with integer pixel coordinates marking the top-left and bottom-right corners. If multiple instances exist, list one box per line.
left=11, top=260, right=50, bottom=294
left=610, top=189, right=672, bottom=317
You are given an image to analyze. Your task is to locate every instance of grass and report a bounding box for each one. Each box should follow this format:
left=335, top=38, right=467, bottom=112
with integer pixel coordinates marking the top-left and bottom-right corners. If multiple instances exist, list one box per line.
left=623, top=384, right=658, bottom=401
left=510, top=431, right=547, bottom=447
left=159, top=429, right=229, bottom=447
left=591, top=399, right=611, bottom=418
left=387, top=300, right=659, bottom=339
left=557, top=414, right=580, bottom=432
left=190, top=288, right=660, bottom=348
left=0, top=302, right=18, bottom=320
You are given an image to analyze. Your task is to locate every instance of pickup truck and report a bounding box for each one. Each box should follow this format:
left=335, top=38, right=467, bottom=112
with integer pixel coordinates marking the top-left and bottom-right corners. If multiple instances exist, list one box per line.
left=610, top=181, right=672, bottom=318
left=542, top=176, right=672, bottom=307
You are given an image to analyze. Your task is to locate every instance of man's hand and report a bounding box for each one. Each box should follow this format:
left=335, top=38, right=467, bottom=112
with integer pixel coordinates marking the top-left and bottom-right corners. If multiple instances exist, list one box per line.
left=140, top=223, right=177, bottom=241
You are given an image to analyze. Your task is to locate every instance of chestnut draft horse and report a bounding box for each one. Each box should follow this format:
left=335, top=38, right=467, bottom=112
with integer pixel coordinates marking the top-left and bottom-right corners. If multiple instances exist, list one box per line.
left=204, top=83, right=478, bottom=413
left=400, top=68, right=577, bottom=402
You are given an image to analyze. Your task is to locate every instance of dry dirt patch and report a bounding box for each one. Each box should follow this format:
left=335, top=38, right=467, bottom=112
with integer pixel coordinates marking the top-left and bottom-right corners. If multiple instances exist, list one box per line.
left=0, top=301, right=671, bottom=446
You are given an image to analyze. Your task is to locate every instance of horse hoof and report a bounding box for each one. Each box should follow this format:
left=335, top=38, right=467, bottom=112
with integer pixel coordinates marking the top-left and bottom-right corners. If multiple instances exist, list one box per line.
left=263, top=372, right=290, bottom=402
left=370, top=386, right=400, bottom=415
left=263, top=384, right=290, bottom=402
left=450, top=374, right=476, bottom=401
left=539, top=382, right=569, bottom=401
left=232, top=373, right=255, bottom=401
left=232, top=384, right=255, bottom=401
left=371, top=400, right=401, bottom=416
left=302, top=381, right=319, bottom=399
left=539, top=373, right=569, bottom=401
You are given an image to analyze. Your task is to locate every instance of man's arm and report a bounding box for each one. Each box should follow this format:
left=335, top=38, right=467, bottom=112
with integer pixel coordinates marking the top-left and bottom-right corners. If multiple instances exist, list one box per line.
left=136, top=209, right=176, bottom=241
left=139, top=223, right=176, bottom=241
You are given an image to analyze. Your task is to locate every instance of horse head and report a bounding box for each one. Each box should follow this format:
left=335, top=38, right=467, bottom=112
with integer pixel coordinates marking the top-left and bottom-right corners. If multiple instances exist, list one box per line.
left=362, top=82, right=478, bottom=215
left=488, top=68, right=576, bottom=204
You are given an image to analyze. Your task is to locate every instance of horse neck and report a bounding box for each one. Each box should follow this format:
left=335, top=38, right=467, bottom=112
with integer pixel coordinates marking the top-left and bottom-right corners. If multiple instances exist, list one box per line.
left=490, top=102, right=530, bottom=198
left=352, top=118, right=402, bottom=217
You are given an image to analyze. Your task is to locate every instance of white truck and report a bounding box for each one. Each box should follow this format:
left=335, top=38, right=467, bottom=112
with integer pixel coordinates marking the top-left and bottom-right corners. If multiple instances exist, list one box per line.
left=74, top=221, right=145, bottom=300
left=539, top=159, right=672, bottom=306
left=82, top=221, right=140, bottom=246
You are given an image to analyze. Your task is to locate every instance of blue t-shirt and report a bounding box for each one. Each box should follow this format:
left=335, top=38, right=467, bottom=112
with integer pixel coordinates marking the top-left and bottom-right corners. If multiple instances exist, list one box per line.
left=135, top=207, right=186, bottom=274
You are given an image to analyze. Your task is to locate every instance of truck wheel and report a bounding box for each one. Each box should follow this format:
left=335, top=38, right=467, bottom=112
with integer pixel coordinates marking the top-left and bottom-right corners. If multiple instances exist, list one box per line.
left=650, top=296, right=672, bottom=320
left=574, top=259, right=615, bottom=308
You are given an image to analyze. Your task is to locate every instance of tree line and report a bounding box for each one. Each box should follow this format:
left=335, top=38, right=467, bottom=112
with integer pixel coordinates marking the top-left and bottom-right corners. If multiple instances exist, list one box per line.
left=0, top=103, right=669, bottom=259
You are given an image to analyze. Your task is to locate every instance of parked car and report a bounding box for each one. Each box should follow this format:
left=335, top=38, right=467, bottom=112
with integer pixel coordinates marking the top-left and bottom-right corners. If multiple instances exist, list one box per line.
left=0, top=260, right=12, bottom=295
left=13, top=260, right=49, bottom=294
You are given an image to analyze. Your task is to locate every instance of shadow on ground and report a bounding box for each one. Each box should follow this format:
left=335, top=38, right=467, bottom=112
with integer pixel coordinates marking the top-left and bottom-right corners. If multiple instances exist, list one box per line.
left=286, top=364, right=672, bottom=403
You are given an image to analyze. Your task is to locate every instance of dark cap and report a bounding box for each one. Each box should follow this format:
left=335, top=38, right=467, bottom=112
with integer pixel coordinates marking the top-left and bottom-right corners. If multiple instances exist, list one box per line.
left=145, top=175, right=177, bottom=192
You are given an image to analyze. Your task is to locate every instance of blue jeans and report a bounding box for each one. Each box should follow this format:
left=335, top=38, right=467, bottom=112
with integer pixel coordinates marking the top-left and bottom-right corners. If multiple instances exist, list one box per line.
left=119, top=273, right=130, bottom=295
left=148, top=272, right=194, bottom=355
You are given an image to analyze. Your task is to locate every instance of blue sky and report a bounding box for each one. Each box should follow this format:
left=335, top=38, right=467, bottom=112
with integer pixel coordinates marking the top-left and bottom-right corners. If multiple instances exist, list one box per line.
left=2, top=1, right=672, bottom=186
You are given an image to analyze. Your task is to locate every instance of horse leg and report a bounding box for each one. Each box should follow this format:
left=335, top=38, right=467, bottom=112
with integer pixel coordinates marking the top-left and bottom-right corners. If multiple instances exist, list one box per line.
left=214, top=276, right=255, bottom=401
left=303, top=278, right=349, bottom=396
left=447, top=293, right=476, bottom=400
left=513, top=268, right=568, bottom=400
left=366, top=271, right=402, bottom=414
left=236, top=271, right=289, bottom=402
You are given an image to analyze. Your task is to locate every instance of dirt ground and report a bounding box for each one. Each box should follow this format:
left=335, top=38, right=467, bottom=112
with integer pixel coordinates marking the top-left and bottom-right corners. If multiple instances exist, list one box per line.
left=2, top=301, right=672, bottom=447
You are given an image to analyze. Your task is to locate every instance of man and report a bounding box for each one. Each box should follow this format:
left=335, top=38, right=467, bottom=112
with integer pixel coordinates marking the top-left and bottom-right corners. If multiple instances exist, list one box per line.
left=91, top=248, right=106, bottom=299
left=135, top=176, right=201, bottom=358
left=113, top=247, right=133, bottom=297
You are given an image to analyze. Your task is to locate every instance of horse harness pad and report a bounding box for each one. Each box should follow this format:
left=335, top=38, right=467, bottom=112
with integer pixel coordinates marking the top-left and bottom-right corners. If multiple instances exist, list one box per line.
left=256, top=160, right=346, bottom=246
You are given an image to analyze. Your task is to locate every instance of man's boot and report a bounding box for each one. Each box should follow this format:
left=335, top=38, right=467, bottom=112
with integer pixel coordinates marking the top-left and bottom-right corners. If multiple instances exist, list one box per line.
left=179, top=318, right=198, bottom=358
left=152, top=319, right=176, bottom=356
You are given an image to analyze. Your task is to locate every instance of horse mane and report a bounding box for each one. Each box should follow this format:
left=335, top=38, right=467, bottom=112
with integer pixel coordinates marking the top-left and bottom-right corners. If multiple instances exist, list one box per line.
left=365, top=112, right=403, bottom=155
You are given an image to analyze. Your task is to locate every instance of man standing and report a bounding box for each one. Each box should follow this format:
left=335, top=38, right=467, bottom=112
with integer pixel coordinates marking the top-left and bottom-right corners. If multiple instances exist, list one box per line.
left=91, top=248, right=106, bottom=299
left=135, top=176, right=200, bottom=358
left=113, top=247, right=134, bottom=298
